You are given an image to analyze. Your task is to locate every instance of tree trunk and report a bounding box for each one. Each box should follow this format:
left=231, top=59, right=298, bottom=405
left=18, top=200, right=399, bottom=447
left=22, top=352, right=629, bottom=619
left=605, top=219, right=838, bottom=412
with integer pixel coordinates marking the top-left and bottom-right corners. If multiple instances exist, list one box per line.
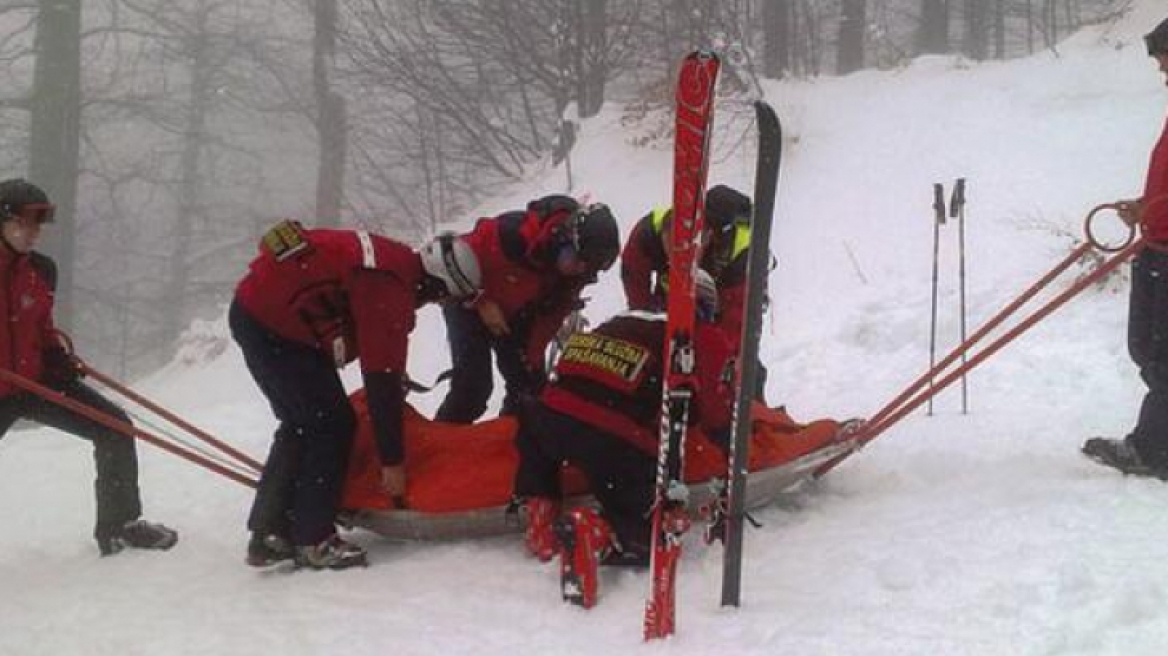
left=314, top=0, right=347, bottom=227
left=761, top=0, right=792, bottom=78
left=837, top=0, right=866, bottom=75
left=166, top=4, right=213, bottom=348
left=28, top=0, right=82, bottom=329
left=994, top=0, right=1006, bottom=59
left=916, top=0, right=950, bottom=55
left=1026, top=0, right=1035, bottom=53
left=574, top=0, right=607, bottom=119
left=963, top=0, right=988, bottom=60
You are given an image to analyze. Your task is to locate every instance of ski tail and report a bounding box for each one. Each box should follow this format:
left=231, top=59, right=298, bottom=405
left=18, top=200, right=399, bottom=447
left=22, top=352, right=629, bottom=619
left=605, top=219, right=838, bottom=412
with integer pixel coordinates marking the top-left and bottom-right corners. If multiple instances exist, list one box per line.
left=719, top=101, right=783, bottom=608
left=643, top=49, right=721, bottom=642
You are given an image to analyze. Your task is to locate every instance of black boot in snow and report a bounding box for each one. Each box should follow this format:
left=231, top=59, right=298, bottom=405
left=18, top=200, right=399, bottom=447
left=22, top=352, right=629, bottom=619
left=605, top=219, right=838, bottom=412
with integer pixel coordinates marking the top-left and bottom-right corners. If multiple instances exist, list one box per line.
left=293, top=535, right=368, bottom=570
left=246, top=532, right=295, bottom=567
left=1082, top=438, right=1168, bottom=480
left=97, top=520, right=179, bottom=556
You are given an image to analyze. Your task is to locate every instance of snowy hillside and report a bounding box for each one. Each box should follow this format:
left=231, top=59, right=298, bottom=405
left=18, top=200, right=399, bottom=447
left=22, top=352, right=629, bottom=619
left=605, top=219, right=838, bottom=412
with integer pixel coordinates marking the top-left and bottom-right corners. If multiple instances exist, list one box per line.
left=4, top=5, right=1168, bottom=655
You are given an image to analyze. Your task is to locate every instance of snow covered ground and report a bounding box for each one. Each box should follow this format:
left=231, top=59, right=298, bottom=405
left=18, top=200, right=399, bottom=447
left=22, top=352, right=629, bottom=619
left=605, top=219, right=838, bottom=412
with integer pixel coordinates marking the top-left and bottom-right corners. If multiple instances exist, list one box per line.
left=4, top=4, right=1168, bottom=655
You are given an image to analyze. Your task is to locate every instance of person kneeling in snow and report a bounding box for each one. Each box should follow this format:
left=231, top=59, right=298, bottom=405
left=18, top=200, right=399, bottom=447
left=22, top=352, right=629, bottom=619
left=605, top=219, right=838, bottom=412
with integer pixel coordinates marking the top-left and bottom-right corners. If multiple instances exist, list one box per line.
left=0, top=179, right=177, bottom=556
left=513, top=271, right=734, bottom=608
left=1083, top=17, right=1168, bottom=479
left=232, top=224, right=482, bottom=569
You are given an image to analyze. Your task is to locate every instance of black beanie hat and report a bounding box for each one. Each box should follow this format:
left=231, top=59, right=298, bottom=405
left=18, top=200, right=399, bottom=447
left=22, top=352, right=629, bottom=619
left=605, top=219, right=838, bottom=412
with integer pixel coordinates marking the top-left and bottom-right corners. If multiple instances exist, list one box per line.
left=705, top=185, right=752, bottom=233
left=0, top=178, right=50, bottom=220
left=1146, top=17, right=1168, bottom=56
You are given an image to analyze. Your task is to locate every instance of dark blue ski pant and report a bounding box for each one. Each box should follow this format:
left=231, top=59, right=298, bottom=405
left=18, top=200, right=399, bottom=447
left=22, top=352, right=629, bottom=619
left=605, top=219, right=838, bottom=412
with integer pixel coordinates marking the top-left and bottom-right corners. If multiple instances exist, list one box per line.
left=513, top=401, right=656, bottom=558
left=1127, top=247, right=1168, bottom=467
left=434, top=303, right=545, bottom=423
left=0, top=381, right=140, bottom=542
left=229, top=300, right=355, bottom=547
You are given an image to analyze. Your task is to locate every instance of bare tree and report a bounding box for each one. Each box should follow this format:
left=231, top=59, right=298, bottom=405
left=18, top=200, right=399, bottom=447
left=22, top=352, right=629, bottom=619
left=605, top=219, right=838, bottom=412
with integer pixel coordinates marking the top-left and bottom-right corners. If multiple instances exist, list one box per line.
left=338, top=0, right=640, bottom=231
left=85, top=0, right=318, bottom=359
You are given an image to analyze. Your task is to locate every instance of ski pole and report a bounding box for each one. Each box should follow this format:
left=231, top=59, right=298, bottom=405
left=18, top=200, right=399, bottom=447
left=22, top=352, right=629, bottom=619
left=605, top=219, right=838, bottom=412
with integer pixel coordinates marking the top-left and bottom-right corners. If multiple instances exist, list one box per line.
left=868, top=242, right=1089, bottom=434
left=951, top=178, right=969, bottom=414
left=927, top=183, right=947, bottom=415
left=862, top=235, right=1142, bottom=442
left=78, top=362, right=263, bottom=474
left=816, top=204, right=1137, bottom=477
left=0, top=367, right=259, bottom=488
left=870, top=202, right=1131, bottom=432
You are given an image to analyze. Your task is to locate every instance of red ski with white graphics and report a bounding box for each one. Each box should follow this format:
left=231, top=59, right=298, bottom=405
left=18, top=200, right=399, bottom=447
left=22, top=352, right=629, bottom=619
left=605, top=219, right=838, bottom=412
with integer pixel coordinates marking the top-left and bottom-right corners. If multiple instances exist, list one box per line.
left=643, top=49, right=721, bottom=641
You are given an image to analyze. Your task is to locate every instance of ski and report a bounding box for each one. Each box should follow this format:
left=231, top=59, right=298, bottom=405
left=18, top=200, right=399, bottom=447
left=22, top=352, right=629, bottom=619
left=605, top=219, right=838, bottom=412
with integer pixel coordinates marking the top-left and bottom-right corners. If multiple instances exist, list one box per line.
left=643, top=49, right=721, bottom=641
left=719, top=101, right=782, bottom=607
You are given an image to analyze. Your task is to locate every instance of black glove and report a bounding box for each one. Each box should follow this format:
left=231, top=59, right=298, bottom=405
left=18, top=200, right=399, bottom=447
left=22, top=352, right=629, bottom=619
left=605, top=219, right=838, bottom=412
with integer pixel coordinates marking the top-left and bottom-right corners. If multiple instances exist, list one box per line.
left=42, top=346, right=83, bottom=388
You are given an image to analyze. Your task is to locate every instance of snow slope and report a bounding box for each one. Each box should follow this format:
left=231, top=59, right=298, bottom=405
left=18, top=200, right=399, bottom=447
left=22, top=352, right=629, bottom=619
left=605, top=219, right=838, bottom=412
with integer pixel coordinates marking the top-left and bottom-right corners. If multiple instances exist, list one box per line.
left=4, top=5, right=1168, bottom=655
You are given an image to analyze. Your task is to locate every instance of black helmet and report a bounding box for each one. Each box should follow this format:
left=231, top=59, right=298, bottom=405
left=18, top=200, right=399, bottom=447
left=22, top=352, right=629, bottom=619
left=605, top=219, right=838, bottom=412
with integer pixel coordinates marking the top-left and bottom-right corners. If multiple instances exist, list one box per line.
left=0, top=178, right=54, bottom=223
left=705, top=185, right=751, bottom=234
left=569, top=203, right=620, bottom=271
left=1146, top=17, right=1168, bottom=56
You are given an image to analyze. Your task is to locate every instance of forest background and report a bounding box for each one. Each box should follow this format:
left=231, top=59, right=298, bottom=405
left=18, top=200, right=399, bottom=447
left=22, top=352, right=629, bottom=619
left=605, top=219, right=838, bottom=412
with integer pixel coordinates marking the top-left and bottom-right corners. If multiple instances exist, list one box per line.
left=0, top=0, right=1131, bottom=376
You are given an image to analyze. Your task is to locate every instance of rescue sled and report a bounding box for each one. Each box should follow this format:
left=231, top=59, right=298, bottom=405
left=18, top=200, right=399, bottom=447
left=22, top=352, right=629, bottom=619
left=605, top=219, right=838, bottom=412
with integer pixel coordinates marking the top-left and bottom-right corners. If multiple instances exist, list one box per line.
left=340, top=390, right=859, bottom=541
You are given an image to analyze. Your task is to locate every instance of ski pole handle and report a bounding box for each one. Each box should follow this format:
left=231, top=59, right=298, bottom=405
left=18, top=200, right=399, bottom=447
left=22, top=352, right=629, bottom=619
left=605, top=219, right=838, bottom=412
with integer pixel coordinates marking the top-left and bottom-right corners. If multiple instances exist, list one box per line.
left=932, top=183, right=947, bottom=225
left=949, top=178, right=966, bottom=217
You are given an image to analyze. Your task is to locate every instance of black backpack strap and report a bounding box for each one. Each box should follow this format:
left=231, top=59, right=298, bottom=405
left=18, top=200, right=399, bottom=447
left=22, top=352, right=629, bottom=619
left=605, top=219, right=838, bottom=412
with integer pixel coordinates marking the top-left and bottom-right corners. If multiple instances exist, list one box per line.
left=29, top=251, right=57, bottom=292
left=495, top=210, right=530, bottom=263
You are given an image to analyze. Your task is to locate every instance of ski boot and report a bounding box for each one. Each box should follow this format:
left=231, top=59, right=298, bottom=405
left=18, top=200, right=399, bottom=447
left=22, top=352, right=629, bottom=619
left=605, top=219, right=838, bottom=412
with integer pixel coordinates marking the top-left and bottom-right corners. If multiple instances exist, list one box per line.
left=96, top=519, right=179, bottom=556
left=246, top=532, right=295, bottom=568
left=294, top=534, right=368, bottom=570
left=1082, top=437, right=1168, bottom=480
left=554, top=508, right=614, bottom=609
left=523, top=497, right=560, bottom=562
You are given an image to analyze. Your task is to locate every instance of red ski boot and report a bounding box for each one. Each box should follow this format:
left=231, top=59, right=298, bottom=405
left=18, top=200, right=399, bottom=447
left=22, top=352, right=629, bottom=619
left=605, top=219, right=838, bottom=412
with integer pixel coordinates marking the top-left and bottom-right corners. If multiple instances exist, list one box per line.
left=555, top=508, right=614, bottom=609
left=523, top=497, right=560, bottom=562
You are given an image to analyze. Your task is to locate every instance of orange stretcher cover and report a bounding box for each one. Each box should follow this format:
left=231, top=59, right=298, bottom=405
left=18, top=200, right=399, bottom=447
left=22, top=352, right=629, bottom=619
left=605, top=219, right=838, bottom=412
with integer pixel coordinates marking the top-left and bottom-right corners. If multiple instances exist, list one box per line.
left=341, top=390, right=841, bottom=513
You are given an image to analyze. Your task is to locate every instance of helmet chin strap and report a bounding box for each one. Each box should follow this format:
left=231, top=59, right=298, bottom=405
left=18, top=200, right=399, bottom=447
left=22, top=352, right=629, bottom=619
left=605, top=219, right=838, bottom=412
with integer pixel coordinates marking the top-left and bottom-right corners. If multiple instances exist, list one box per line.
left=416, top=274, right=448, bottom=305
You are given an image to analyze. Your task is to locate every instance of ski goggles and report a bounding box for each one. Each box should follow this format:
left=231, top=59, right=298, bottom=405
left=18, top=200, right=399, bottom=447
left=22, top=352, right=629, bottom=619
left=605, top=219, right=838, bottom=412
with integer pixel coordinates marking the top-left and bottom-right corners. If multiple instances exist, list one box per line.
left=7, top=202, right=55, bottom=224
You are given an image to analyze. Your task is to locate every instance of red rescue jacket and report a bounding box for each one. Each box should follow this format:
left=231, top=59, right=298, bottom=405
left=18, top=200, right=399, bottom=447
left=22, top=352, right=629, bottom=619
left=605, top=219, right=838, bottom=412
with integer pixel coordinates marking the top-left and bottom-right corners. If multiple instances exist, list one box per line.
left=1143, top=113, right=1168, bottom=242
left=0, top=246, right=58, bottom=398
left=541, top=311, right=735, bottom=456
left=235, top=227, right=423, bottom=465
left=463, top=196, right=595, bottom=368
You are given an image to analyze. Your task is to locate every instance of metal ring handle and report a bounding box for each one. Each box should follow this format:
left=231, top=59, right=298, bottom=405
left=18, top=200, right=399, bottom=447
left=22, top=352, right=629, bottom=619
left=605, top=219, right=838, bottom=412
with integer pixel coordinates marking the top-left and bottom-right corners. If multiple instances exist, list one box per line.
left=1084, top=203, right=1137, bottom=253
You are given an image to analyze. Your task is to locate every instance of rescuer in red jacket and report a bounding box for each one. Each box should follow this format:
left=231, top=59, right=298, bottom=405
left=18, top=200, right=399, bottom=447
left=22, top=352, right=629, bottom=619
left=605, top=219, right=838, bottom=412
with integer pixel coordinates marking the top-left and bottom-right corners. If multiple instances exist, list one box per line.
left=232, top=224, right=482, bottom=569
left=0, top=178, right=177, bottom=556
left=513, top=271, right=734, bottom=606
left=620, top=184, right=754, bottom=339
left=1084, top=18, right=1168, bottom=478
left=434, top=196, right=620, bottom=423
